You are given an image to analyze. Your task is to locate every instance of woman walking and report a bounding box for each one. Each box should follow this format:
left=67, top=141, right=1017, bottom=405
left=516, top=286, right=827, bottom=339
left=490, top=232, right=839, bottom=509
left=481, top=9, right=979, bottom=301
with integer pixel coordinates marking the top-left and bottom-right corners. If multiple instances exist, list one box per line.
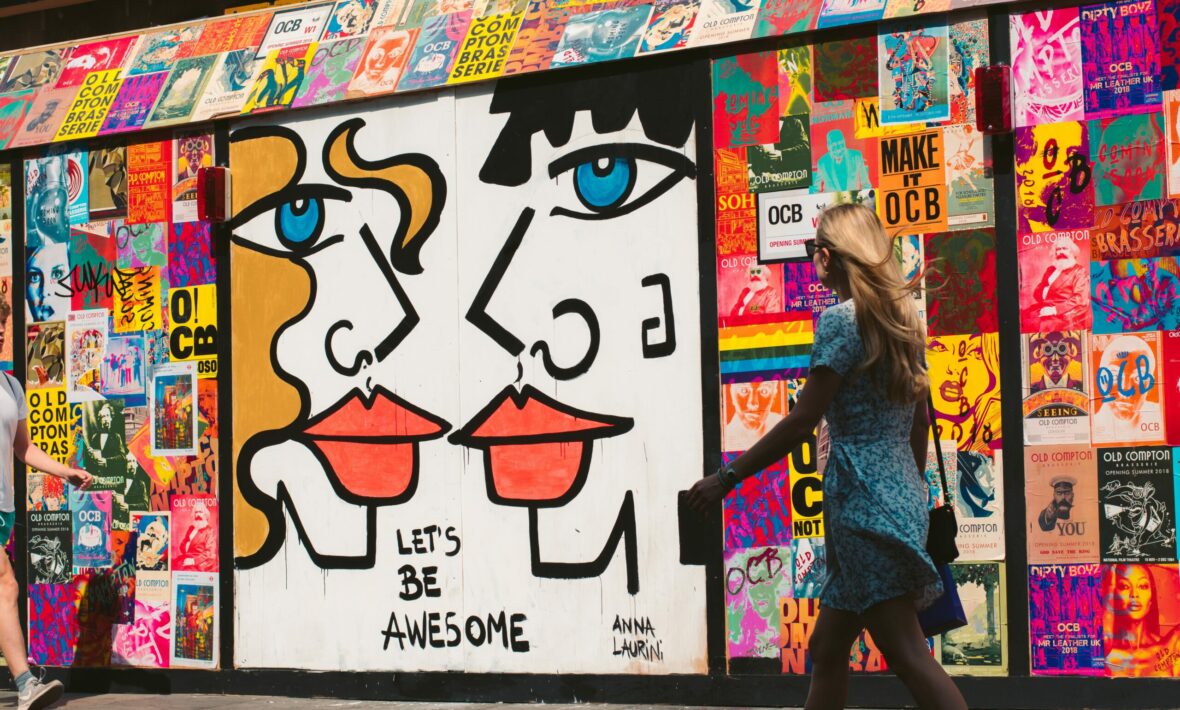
left=688, top=204, right=967, bottom=709
left=0, top=371, right=92, bottom=710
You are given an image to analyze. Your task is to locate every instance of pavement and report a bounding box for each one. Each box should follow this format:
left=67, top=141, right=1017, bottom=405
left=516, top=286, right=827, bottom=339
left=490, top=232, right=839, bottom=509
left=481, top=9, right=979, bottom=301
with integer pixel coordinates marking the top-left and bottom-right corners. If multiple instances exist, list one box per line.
left=1, top=697, right=818, bottom=709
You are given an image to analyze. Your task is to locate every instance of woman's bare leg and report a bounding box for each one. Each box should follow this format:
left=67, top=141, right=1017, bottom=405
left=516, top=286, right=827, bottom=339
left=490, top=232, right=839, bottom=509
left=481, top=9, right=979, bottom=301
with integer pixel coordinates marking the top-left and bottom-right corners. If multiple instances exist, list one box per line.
left=0, top=551, right=30, bottom=679
left=804, top=605, right=864, bottom=710
left=862, top=597, right=967, bottom=710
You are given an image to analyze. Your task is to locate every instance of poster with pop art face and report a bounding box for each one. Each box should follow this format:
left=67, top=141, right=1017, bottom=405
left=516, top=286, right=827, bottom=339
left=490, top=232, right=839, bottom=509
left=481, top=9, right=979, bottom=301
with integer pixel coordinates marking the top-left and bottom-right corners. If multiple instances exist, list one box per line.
left=927, top=333, right=1002, bottom=456
left=1021, top=332, right=1091, bottom=446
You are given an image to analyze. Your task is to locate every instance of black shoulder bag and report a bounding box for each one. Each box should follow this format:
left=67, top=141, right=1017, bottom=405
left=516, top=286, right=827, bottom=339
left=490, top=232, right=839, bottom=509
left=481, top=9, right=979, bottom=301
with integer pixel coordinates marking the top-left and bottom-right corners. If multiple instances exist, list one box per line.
left=925, top=392, right=960, bottom=565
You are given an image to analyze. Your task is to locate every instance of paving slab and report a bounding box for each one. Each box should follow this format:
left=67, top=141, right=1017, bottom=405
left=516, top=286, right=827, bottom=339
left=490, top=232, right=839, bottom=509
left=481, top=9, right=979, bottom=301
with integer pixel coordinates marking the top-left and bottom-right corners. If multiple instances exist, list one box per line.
left=38, top=699, right=797, bottom=710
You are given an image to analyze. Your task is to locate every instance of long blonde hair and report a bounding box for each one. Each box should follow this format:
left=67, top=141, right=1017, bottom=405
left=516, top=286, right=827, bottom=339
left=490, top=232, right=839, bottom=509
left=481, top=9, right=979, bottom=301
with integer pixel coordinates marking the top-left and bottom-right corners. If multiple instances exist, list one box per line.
left=816, top=204, right=927, bottom=403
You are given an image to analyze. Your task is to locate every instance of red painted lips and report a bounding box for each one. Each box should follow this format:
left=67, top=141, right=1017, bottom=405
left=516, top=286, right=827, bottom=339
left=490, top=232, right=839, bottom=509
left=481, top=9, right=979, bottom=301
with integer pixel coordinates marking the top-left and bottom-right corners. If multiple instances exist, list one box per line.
left=301, top=386, right=449, bottom=503
left=450, top=385, right=633, bottom=507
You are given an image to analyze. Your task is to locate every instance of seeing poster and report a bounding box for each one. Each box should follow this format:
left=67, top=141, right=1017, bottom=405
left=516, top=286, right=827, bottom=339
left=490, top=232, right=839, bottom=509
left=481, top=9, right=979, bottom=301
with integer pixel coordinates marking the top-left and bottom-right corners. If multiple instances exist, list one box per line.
left=1021, top=332, right=1091, bottom=446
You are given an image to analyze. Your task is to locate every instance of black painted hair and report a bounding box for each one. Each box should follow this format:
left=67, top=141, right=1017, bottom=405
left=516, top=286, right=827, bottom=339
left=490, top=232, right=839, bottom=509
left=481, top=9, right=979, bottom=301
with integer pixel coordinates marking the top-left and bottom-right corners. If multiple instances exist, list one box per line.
left=479, top=62, right=696, bottom=187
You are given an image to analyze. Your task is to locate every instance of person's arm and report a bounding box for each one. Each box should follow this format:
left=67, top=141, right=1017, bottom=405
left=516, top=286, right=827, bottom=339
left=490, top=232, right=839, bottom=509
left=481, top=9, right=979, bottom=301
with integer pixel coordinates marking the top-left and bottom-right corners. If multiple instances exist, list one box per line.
left=686, top=367, right=842, bottom=512
left=14, top=419, right=93, bottom=489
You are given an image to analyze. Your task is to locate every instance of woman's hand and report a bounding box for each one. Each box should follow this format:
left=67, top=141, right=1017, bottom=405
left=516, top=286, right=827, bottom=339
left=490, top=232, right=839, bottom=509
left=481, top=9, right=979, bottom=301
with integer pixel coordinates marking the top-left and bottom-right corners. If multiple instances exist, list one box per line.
left=63, top=467, right=94, bottom=490
left=686, top=474, right=727, bottom=514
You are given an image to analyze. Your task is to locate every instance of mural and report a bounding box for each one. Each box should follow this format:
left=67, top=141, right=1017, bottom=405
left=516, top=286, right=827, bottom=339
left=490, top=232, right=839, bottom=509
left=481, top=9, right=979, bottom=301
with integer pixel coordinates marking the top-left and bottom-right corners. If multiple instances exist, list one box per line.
left=230, top=62, right=707, bottom=672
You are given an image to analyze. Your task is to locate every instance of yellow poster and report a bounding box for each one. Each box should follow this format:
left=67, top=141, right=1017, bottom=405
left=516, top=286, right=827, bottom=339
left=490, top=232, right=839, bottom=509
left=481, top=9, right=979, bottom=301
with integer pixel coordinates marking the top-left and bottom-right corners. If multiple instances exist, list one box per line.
left=878, top=128, right=948, bottom=235
left=26, top=386, right=76, bottom=463
left=169, top=284, right=218, bottom=378
left=55, top=69, right=123, bottom=141
left=112, top=267, right=162, bottom=333
left=448, top=11, right=524, bottom=84
left=788, top=432, right=823, bottom=538
left=852, top=97, right=921, bottom=139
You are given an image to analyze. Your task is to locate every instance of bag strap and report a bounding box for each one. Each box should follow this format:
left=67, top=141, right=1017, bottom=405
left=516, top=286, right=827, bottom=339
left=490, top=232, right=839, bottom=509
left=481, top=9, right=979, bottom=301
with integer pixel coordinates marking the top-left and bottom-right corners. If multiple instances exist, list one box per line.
left=927, top=391, right=951, bottom=507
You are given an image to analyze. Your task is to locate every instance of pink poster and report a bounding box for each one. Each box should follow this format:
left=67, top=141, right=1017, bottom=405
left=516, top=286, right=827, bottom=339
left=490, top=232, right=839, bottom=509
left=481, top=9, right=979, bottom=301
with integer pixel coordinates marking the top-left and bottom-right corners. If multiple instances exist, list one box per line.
left=1029, top=563, right=1104, bottom=676
left=1011, top=8, right=1085, bottom=127
left=169, top=494, right=218, bottom=573
left=1019, top=228, right=1093, bottom=333
left=112, top=600, right=171, bottom=668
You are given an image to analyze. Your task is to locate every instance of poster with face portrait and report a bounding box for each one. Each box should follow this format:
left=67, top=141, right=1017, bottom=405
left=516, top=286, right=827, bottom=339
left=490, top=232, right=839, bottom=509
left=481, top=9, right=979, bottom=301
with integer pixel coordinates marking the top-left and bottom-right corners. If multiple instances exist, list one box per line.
left=810, top=100, right=876, bottom=193
left=1010, top=7, right=1085, bottom=127
left=1102, top=563, right=1180, bottom=677
left=927, top=333, right=1002, bottom=457
left=1090, top=332, right=1164, bottom=445
left=638, top=0, right=700, bottom=53
left=170, top=494, right=218, bottom=573
left=1014, top=122, right=1095, bottom=235
left=1025, top=445, right=1100, bottom=562
left=1029, top=563, right=1104, bottom=675
left=721, top=380, right=786, bottom=452
left=1022, top=332, right=1091, bottom=446
left=1020, top=229, right=1093, bottom=333
left=1090, top=113, right=1166, bottom=206
left=1090, top=257, right=1180, bottom=333
left=952, top=451, right=1005, bottom=561
left=717, top=254, right=784, bottom=323
left=347, top=27, right=417, bottom=97
left=1098, top=447, right=1176, bottom=563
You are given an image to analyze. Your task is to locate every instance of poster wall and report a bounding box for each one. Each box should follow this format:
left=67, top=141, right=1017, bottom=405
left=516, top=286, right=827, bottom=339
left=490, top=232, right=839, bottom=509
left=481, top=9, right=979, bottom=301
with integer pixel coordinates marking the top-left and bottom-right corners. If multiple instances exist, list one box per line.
left=1012, top=0, right=1180, bottom=680
left=22, top=130, right=220, bottom=669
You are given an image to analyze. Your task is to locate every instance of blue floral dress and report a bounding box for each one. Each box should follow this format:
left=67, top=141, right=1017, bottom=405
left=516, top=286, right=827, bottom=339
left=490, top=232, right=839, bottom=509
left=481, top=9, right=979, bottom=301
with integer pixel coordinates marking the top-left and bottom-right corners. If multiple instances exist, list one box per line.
left=810, top=300, right=942, bottom=614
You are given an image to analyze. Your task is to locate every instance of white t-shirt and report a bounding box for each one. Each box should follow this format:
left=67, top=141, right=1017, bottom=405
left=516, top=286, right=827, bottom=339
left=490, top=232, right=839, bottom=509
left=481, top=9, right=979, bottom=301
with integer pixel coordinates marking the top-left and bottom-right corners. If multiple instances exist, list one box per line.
left=0, top=373, right=28, bottom=513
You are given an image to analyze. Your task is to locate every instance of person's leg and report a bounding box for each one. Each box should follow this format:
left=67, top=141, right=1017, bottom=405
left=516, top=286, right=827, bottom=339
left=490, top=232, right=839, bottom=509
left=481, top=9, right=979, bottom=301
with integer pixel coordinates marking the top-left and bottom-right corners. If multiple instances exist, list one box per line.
left=861, top=597, right=967, bottom=710
left=803, top=605, right=864, bottom=710
left=0, top=521, right=30, bottom=681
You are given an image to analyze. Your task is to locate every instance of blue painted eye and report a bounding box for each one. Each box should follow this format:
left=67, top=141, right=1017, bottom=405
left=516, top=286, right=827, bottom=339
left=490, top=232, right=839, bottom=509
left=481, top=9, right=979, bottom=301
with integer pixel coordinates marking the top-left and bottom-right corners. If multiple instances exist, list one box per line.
left=276, top=197, right=324, bottom=250
left=573, top=157, right=636, bottom=213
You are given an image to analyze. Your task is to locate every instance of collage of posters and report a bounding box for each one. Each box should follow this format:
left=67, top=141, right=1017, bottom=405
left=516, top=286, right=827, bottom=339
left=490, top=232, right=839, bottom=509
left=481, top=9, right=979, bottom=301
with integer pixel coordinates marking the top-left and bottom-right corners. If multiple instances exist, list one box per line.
left=715, top=9, right=1006, bottom=678
left=20, top=135, right=220, bottom=670
left=1014, top=0, right=1180, bottom=679
left=0, top=0, right=1024, bottom=151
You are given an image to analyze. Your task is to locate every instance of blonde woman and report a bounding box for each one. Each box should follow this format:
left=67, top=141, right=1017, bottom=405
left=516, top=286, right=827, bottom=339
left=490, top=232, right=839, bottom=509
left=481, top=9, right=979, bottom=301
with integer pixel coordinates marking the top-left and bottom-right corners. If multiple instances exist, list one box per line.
left=688, top=204, right=966, bottom=709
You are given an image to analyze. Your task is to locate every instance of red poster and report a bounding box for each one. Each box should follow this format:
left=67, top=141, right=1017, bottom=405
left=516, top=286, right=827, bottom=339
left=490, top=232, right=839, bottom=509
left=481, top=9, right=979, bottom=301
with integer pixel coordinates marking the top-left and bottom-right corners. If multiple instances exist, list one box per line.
left=1162, top=329, right=1180, bottom=444
left=127, top=141, right=171, bottom=225
left=712, top=51, right=779, bottom=149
